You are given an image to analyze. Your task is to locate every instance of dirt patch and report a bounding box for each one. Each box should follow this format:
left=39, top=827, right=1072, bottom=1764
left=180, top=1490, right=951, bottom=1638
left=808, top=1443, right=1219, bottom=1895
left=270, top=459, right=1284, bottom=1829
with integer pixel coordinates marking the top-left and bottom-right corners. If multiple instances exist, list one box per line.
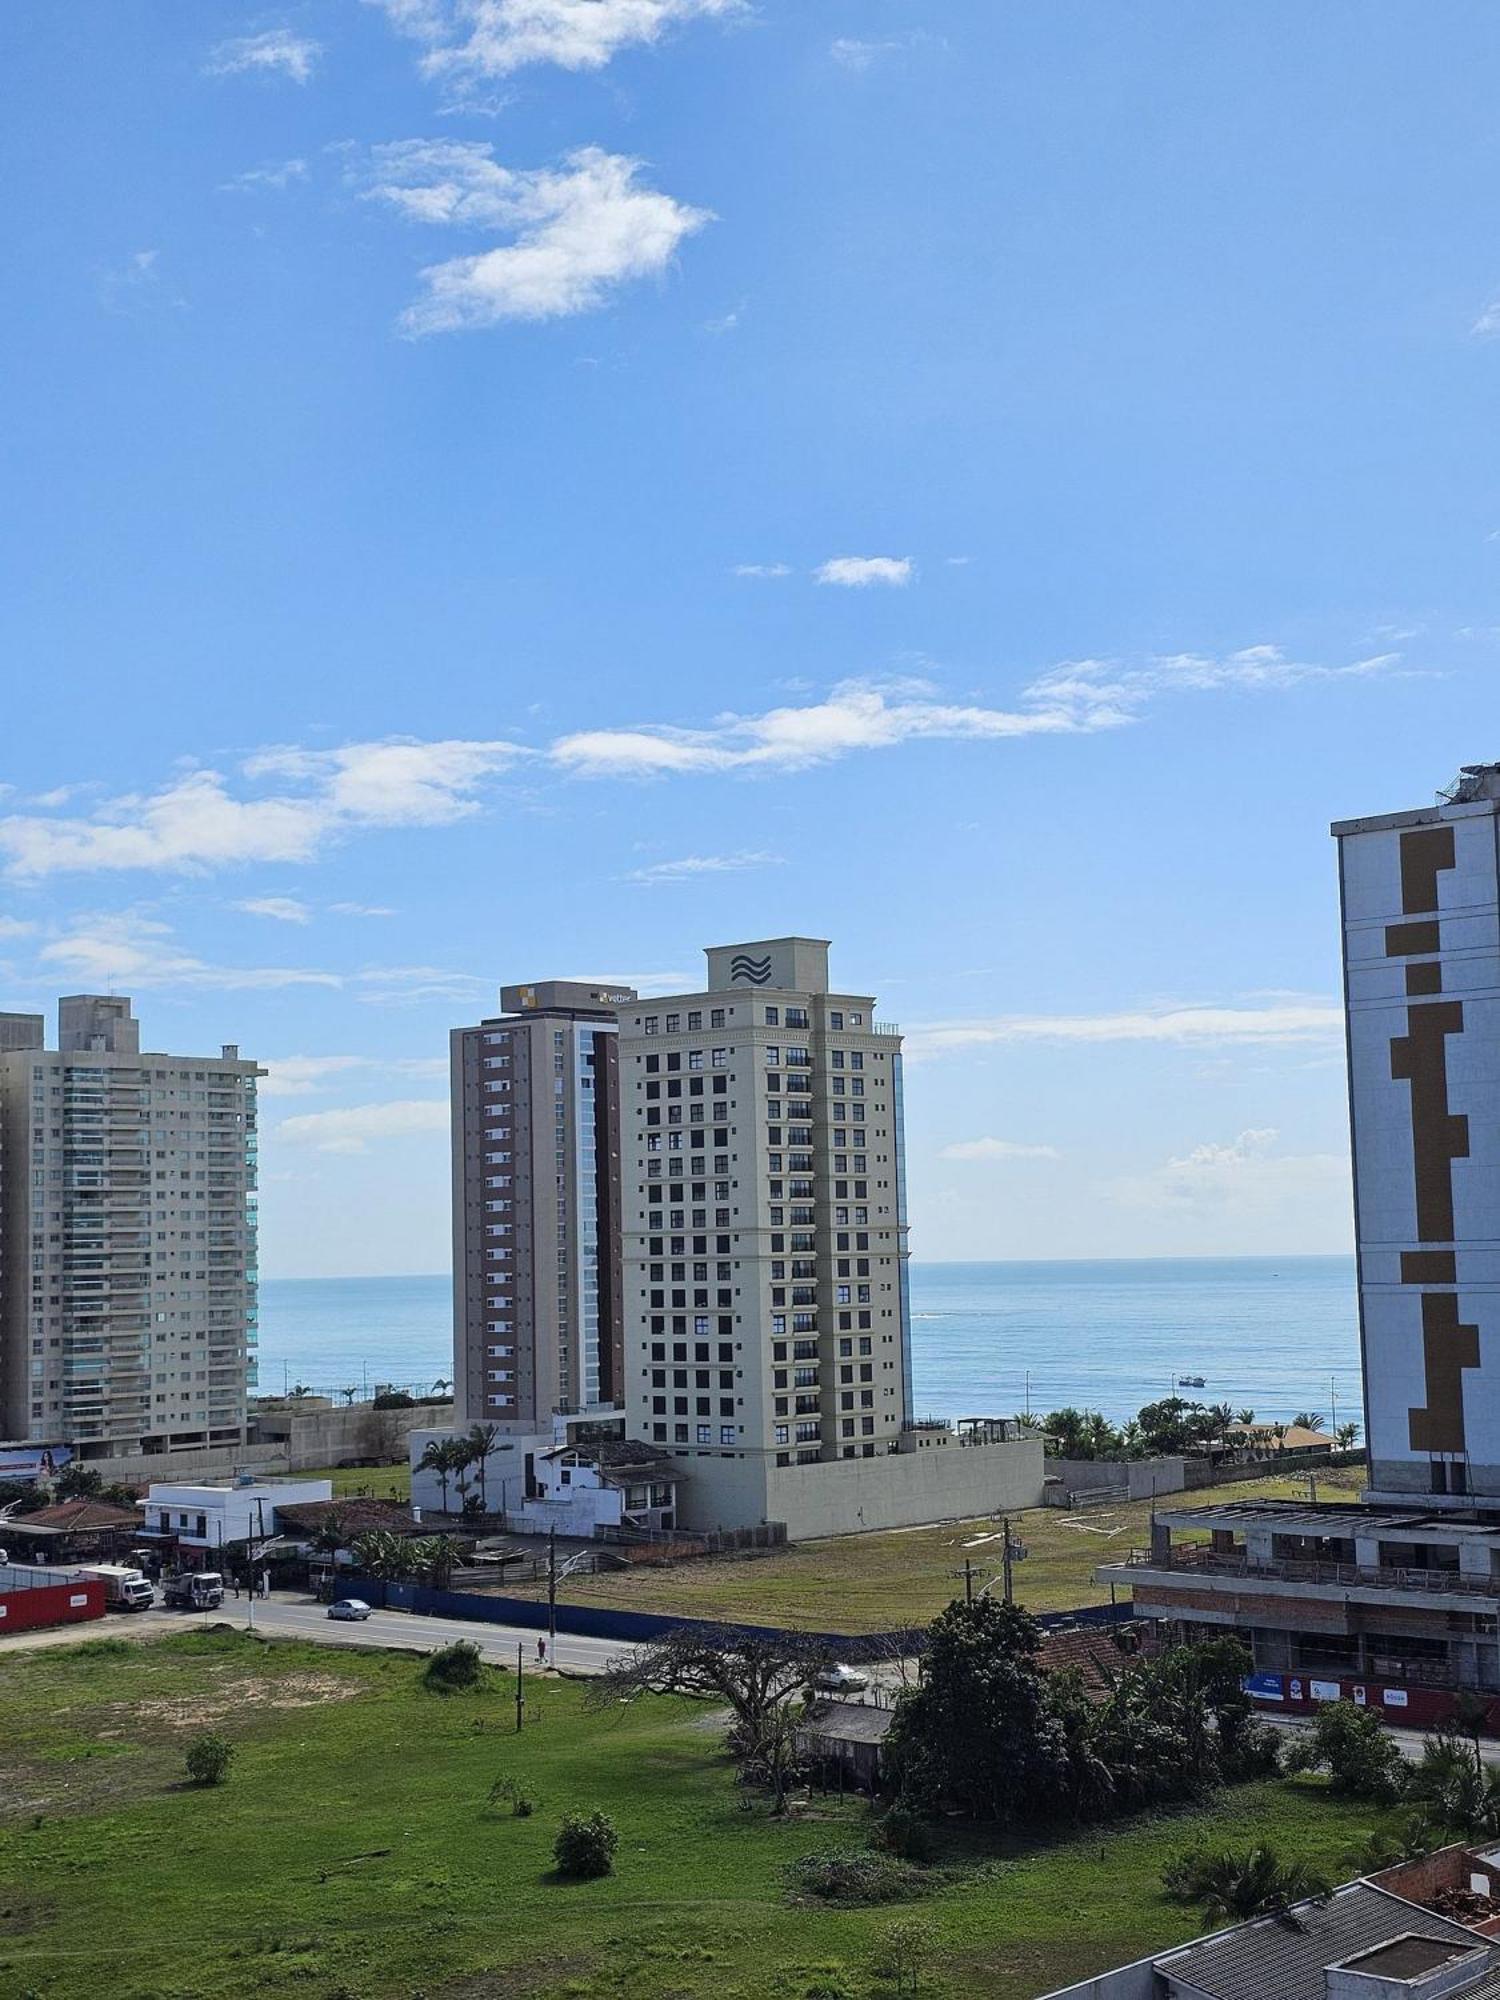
left=99, top=1671, right=363, bottom=1731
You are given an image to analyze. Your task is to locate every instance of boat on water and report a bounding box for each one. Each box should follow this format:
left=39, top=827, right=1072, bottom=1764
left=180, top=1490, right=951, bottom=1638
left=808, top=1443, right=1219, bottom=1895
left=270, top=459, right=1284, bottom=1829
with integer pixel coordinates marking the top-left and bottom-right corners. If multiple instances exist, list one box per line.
left=1177, top=1374, right=1206, bottom=1388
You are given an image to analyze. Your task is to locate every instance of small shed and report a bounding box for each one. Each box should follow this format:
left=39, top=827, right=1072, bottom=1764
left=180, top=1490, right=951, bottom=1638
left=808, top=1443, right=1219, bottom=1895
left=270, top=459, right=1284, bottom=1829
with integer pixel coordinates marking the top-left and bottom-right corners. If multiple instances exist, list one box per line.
left=3, top=1500, right=142, bottom=1564
left=799, top=1700, right=895, bottom=1789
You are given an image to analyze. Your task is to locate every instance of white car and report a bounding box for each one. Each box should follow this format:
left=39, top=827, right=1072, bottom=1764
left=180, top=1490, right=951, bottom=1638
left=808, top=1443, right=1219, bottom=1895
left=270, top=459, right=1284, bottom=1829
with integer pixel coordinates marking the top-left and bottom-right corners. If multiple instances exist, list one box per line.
left=813, top=1661, right=870, bottom=1694
left=327, top=1598, right=373, bottom=1622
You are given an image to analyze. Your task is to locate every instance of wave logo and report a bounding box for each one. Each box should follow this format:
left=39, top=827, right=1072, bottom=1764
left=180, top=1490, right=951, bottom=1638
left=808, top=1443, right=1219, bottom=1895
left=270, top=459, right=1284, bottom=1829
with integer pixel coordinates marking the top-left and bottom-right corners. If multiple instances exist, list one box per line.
left=729, top=953, right=773, bottom=985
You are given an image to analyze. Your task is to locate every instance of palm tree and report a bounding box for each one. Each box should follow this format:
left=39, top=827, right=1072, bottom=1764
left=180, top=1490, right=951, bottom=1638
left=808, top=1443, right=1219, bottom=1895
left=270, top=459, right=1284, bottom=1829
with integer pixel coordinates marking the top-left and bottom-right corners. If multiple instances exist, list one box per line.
left=1235, top=1409, right=1256, bottom=1426
left=466, top=1422, right=502, bottom=1513
left=340, top=1385, right=358, bottom=1407
left=1293, top=1412, right=1326, bottom=1432
left=1165, top=1843, right=1332, bottom=1926
left=419, top=1438, right=458, bottom=1516
left=432, top=1377, right=454, bottom=1397
left=291, top=1382, right=313, bottom=1399
left=1335, top=1422, right=1360, bottom=1450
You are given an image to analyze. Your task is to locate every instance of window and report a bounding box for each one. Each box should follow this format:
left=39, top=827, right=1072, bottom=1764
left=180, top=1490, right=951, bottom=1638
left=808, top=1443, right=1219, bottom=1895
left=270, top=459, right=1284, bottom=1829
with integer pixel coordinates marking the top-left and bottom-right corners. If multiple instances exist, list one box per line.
left=644, top=1016, right=659, bottom=1035
left=764, top=1005, right=779, bottom=1025
left=666, top=1013, right=680, bottom=1032
left=688, top=1049, right=704, bottom=1071
left=710, top=1008, right=725, bottom=1028
left=720, top=1424, right=736, bottom=1445
left=829, top=1010, right=843, bottom=1029
left=688, top=1010, right=702, bottom=1030
left=697, top=1423, right=712, bottom=1444
left=711, top=1048, right=728, bottom=1069
left=764, top=1046, right=779, bottom=1067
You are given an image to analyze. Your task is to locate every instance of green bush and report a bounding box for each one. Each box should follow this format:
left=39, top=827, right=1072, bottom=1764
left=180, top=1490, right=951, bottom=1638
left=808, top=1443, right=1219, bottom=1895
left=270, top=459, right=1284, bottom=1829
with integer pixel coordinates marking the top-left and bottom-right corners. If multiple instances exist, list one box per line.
left=875, top=1807, right=934, bottom=1863
left=553, top=1810, right=619, bottom=1879
left=423, top=1640, right=483, bottom=1693
left=785, top=1847, right=929, bottom=1905
left=185, top=1734, right=234, bottom=1787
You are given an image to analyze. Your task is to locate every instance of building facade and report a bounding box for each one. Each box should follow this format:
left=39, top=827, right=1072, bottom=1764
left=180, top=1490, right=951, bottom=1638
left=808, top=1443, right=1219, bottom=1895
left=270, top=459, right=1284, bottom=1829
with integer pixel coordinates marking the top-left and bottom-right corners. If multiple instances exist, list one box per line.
left=1334, top=764, right=1500, bottom=1506
left=0, top=997, right=261, bottom=1460
left=450, top=980, right=632, bottom=1429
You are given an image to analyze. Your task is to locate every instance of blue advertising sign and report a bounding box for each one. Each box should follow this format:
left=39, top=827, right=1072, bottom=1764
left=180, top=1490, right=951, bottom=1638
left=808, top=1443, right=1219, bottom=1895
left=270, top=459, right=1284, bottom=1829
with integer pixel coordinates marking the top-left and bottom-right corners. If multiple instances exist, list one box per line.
left=1243, top=1672, right=1285, bottom=1701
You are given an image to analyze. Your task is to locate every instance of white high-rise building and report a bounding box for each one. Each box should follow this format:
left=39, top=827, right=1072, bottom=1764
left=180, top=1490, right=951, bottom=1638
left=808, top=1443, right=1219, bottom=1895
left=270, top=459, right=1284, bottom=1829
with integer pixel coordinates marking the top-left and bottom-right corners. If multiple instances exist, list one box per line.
left=617, top=938, right=933, bottom=1531
left=0, top=997, right=262, bottom=1459
left=1335, top=765, right=1500, bottom=1506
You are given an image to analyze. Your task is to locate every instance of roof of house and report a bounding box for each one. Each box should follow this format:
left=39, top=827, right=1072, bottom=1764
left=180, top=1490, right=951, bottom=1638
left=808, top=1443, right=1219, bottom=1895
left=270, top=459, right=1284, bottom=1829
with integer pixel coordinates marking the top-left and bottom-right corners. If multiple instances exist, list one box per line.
left=10, top=1500, right=141, bottom=1533
left=272, top=1498, right=419, bottom=1539
left=801, top=1700, right=896, bottom=1745
left=1036, top=1624, right=1130, bottom=1693
left=1227, top=1423, right=1336, bottom=1451
left=1153, top=1883, right=1493, bottom=2000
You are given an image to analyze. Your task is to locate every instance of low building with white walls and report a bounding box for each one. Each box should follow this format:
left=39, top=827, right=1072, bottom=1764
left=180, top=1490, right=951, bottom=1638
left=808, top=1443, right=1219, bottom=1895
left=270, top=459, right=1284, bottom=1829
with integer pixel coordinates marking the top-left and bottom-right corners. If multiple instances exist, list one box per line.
left=408, top=1407, right=640, bottom=1534
left=518, top=1437, right=677, bottom=1537
left=139, top=1476, right=333, bottom=1554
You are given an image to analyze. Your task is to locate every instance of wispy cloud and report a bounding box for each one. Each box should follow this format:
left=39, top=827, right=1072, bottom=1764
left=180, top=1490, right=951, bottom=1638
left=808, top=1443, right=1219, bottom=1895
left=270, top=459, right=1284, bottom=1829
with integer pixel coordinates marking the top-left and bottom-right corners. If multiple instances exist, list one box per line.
left=222, top=158, right=309, bottom=193
left=38, top=914, right=338, bottom=991
left=98, top=249, right=167, bottom=316
left=906, top=999, right=1343, bottom=1058
left=1106, top=1128, right=1349, bottom=1216
left=275, top=1098, right=450, bottom=1154
left=939, top=1136, right=1060, bottom=1162
left=0, top=738, right=524, bottom=879
left=363, top=139, right=711, bottom=332
left=1474, top=298, right=1500, bottom=338
left=370, top=0, right=739, bottom=88
left=815, top=555, right=914, bottom=588
left=0, top=916, right=36, bottom=939
left=734, top=563, right=792, bottom=579
left=352, top=964, right=489, bottom=1006
left=260, top=1052, right=450, bottom=1098
left=235, top=895, right=312, bottom=925
left=206, top=29, right=322, bottom=84
left=560, top=969, right=694, bottom=996
left=626, top=850, right=781, bottom=885
left=331, top=901, right=396, bottom=917
left=0, top=646, right=1402, bottom=878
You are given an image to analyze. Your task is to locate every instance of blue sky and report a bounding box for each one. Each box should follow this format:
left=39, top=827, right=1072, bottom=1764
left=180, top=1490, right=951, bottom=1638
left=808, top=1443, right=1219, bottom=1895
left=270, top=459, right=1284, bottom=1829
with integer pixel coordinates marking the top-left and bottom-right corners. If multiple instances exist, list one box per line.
left=2, top=1, right=1498, bottom=1277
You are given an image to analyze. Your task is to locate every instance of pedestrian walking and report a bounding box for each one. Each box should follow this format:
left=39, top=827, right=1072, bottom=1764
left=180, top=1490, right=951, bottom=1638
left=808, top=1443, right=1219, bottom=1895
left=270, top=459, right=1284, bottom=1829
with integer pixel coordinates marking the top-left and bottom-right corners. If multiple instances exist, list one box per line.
left=536, top=1635, right=547, bottom=1666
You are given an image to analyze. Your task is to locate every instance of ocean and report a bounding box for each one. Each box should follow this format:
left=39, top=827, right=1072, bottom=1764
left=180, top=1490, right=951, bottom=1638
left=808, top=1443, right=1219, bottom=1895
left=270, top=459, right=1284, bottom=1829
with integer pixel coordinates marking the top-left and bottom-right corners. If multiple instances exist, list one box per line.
left=256, top=1256, right=1363, bottom=1430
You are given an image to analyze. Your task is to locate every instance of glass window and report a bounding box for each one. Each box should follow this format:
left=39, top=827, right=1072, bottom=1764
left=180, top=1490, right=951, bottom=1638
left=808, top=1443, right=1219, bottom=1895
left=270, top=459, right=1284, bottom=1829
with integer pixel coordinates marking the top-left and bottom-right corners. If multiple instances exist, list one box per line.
left=829, top=1010, right=843, bottom=1029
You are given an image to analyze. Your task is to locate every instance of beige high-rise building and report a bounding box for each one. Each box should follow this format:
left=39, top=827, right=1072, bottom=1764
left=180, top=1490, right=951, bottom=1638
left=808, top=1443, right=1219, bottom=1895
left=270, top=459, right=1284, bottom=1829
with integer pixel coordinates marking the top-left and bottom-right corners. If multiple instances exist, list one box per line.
left=450, top=980, right=634, bottom=1429
left=617, top=939, right=924, bottom=1530
left=0, top=997, right=262, bottom=1458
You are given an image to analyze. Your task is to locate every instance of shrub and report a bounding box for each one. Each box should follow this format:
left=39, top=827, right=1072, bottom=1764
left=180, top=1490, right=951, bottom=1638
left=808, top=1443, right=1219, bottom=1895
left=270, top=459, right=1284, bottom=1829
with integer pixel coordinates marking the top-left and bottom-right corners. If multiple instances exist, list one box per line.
left=1281, top=1700, right=1406, bottom=1804
left=868, top=1915, right=937, bottom=1993
left=875, top=1806, right=935, bottom=1863
left=185, top=1734, right=234, bottom=1787
left=553, top=1810, right=619, bottom=1879
left=423, top=1640, right=483, bottom=1694
left=785, top=1847, right=929, bottom=1905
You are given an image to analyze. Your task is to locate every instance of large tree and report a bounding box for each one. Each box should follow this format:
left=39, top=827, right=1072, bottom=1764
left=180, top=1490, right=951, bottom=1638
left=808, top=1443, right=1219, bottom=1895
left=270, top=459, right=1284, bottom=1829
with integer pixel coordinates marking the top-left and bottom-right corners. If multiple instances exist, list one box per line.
left=586, top=1627, right=820, bottom=1756
left=883, top=1598, right=1069, bottom=1824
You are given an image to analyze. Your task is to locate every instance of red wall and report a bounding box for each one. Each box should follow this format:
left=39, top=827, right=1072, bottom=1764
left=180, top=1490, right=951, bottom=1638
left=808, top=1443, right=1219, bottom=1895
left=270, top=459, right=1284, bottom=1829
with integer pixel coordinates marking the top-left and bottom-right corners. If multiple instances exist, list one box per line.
left=0, top=1578, right=105, bottom=1632
left=1247, top=1670, right=1497, bottom=1732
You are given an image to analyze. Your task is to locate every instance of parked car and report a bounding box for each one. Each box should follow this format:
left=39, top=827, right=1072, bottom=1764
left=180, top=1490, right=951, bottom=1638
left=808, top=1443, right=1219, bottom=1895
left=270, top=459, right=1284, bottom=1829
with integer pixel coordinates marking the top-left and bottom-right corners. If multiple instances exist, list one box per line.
left=327, top=1598, right=373, bottom=1622
left=812, top=1662, right=870, bottom=1694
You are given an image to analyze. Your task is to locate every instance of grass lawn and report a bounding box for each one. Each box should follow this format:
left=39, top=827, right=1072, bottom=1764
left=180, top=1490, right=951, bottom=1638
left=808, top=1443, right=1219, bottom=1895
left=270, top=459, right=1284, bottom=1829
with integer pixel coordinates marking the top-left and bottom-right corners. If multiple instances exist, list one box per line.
left=502, top=1465, right=1369, bottom=1636
left=291, top=1462, right=412, bottom=1501
left=1, top=1625, right=1392, bottom=2000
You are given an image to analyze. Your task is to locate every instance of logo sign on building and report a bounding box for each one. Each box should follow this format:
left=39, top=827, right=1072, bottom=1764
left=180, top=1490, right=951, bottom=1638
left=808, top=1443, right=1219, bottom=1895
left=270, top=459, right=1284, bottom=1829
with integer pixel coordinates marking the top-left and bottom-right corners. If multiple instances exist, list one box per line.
left=1289, top=1678, right=1304, bottom=1701
left=1309, top=1679, right=1343, bottom=1703
left=1243, top=1672, right=1284, bottom=1701
left=1382, top=1687, right=1410, bottom=1708
left=729, top=953, right=773, bottom=985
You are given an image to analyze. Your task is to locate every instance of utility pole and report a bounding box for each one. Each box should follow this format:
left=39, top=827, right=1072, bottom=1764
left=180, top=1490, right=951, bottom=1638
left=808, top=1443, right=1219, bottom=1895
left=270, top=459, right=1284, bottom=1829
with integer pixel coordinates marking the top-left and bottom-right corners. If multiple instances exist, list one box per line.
left=547, top=1525, right=558, bottom=1652
left=964, top=1556, right=974, bottom=1605
left=1002, top=1516, right=1014, bottom=1606
left=1330, top=1375, right=1338, bottom=1439
left=515, top=1641, right=524, bottom=1732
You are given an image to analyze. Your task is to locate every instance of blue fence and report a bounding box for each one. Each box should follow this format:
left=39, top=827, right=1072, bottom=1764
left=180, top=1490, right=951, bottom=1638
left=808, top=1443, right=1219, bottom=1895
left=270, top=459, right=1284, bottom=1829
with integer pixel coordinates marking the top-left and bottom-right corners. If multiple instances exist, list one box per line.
left=349, top=1580, right=1138, bottom=1656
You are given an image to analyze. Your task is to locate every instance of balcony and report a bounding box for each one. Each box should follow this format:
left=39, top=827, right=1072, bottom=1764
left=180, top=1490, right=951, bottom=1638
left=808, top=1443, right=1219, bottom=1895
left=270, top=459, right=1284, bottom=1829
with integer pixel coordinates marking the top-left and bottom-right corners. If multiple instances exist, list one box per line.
left=1111, top=1542, right=1500, bottom=1603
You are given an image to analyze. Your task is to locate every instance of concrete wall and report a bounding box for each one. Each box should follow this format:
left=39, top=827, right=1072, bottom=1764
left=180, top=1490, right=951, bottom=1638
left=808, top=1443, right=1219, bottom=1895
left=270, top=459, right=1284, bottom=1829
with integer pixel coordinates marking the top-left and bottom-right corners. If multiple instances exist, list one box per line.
left=673, top=1436, right=1044, bottom=1540
left=1047, top=1458, right=1190, bottom=1502
left=1036, top=1963, right=1161, bottom=2000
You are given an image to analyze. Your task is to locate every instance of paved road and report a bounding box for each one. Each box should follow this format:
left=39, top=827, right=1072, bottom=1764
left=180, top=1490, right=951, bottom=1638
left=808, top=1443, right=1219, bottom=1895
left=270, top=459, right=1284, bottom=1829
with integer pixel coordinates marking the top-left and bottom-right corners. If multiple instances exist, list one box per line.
left=0, top=1592, right=637, bottom=1677
left=1265, top=1710, right=1500, bottom=1768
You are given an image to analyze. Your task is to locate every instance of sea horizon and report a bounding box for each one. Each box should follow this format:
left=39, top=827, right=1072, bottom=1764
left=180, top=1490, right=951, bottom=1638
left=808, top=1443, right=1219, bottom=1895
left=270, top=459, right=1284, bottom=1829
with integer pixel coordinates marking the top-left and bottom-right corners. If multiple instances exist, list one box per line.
left=257, top=1254, right=1362, bottom=1432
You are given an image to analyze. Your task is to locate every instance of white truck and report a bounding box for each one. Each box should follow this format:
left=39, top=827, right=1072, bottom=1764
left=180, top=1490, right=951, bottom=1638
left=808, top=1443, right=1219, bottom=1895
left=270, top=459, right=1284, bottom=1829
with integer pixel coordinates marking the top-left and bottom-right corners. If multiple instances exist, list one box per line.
left=79, top=1563, right=155, bottom=1612
left=163, top=1570, right=224, bottom=1611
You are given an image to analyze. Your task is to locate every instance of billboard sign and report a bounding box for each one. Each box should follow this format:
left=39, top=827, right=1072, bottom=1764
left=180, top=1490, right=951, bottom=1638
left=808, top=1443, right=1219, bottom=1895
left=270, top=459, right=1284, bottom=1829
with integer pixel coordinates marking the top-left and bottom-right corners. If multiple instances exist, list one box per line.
left=0, top=1443, right=73, bottom=1481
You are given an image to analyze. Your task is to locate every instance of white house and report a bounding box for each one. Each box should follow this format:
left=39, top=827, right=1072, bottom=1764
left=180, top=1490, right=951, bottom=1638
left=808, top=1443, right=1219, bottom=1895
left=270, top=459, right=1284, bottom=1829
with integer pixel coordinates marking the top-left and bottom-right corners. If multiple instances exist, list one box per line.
left=140, top=1478, right=334, bottom=1553
left=515, top=1438, right=678, bottom=1538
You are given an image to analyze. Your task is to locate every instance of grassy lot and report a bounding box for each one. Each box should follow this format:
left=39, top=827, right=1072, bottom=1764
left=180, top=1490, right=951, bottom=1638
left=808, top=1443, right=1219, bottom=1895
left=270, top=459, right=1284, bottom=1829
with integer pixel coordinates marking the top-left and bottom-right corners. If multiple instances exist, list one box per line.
left=291, top=1461, right=412, bottom=1501
left=0, top=1626, right=1390, bottom=2000
left=503, top=1465, right=1369, bottom=1635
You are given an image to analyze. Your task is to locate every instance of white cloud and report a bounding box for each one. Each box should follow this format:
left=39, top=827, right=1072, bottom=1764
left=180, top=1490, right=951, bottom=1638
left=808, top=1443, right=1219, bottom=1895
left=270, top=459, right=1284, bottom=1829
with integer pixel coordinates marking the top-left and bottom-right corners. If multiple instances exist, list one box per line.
left=815, top=555, right=914, bottom=588
left=370, top=0, right=739, bottom=85
left=0, top=916, right=35, bottom=939
left=550, top=677, right=1092, bottom=778
left=223, top=158, right=309, bottom=192
left=0, top=737, right=524, bottom=879
left=939, top=1137, right=1061, bottom=1162
left=331, top=902, right=397, bottom=917
left=274, top=1098, right=450, bottom=1154
left=907, top=999, right=1343, bottom=1059
left=259, top=1055, right=370, bottom=1098
left=1475, top=299, right=1500, bottom=338
left=1022, top=645, right=1401, bottom=729
left=353, top=964, right=489, bottom=1006
left=206, top=29, right=322, bottom=83
left=364, top=140, right=711, bottom=332
left=626, top=850, right=781, bottom=885
left=560, top=969, right=694, bottom=996
left=1107, top=1128, right=1350, bottom=1216
left=235, top=896, right=312, bottom=925
left=39, top=915, right=339, bottom=991
left=733, top=563, right=792, bottom=579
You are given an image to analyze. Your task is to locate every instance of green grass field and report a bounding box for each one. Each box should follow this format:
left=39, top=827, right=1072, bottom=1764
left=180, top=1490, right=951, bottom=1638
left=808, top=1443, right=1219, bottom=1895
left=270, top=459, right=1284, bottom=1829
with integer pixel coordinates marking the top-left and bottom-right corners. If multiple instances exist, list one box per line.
left=291, top=1462, right=413, bottom=1501
left=505, top=1466, right=1368, bottom=1635
left=0, top=1625, right=1392, bottom=2000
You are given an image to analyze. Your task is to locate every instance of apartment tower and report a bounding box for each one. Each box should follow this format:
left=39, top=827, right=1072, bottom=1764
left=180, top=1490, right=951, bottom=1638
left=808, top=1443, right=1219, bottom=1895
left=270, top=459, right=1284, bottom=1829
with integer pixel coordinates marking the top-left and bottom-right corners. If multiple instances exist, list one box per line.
left=0, top=997, right=262, bottom=1458
left=450, top=981, right=633, bottom=1428
left=616, top=938, right=915, bottom=1526
left=1335, top=765, right=1500, bottom=1505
